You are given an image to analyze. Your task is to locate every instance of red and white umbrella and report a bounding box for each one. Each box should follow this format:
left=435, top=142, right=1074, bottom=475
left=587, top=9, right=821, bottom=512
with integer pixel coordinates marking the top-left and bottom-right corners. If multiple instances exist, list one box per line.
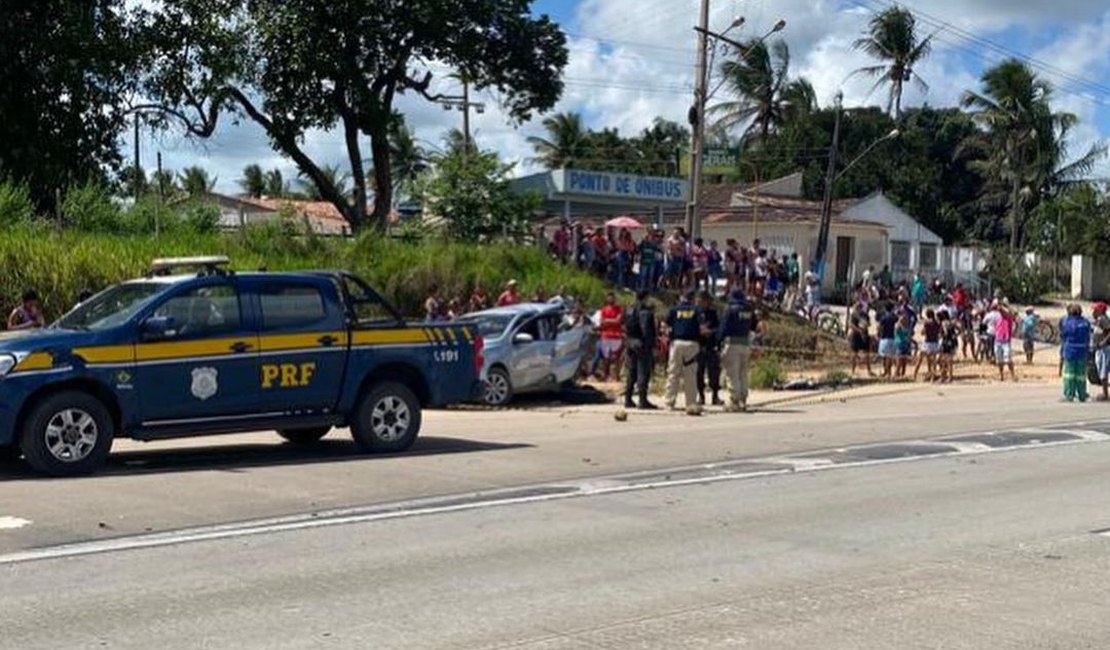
left=604, top=216, right=645, bottom=229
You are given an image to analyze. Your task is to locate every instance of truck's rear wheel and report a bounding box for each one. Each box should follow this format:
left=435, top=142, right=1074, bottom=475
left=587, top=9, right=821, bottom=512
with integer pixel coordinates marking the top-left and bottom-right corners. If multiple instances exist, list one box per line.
left=20, top=391, right=115, bottom=477
left=350, top=382, right=421, bottom=453
left=277, top=427, right=331, bottom=445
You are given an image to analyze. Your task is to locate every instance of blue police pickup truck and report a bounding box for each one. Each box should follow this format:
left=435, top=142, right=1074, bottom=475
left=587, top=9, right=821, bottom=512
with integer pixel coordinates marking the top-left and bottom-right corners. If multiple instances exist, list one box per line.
left=0, top=257, right=483, bottom=476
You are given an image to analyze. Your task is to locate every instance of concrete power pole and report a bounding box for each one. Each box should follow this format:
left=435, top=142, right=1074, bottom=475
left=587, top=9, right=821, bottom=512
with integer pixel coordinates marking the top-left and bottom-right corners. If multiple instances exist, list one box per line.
left=684, top=0, right=711, bottom=239
left=814, top=91, right=843, bottom=281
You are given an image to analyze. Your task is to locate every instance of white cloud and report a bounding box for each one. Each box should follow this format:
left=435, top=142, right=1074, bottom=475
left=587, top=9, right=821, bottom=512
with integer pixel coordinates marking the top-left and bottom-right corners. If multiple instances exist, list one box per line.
left=135, top=0, right=1110, bottom=191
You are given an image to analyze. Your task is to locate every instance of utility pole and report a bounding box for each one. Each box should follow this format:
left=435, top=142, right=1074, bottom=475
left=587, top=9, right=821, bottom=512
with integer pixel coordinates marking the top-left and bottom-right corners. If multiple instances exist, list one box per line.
left=133, top=114, right=142, bottom=196
left=436, top=77, right=485, bottom=161
left=155, top=151, right=163, bottom=238
left=814, top=91, right=843, bottom=281
left=684, top=0, right=711, bottom=239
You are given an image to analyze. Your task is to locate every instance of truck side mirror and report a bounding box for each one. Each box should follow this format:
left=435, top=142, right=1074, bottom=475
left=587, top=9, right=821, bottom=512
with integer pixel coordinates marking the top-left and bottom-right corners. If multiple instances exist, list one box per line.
left=141, top=315, right=178, bottom=341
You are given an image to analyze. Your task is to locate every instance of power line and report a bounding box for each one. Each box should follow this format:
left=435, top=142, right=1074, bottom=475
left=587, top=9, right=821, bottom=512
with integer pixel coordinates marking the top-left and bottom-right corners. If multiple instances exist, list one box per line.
left=850, top=0, right=1110, bottom=109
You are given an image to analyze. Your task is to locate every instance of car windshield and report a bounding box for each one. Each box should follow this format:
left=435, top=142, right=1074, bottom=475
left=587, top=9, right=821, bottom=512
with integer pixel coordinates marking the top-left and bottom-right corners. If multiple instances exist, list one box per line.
left=460, top=314, right=516, bottom=339
left=53, top=283, right=165, bottom=331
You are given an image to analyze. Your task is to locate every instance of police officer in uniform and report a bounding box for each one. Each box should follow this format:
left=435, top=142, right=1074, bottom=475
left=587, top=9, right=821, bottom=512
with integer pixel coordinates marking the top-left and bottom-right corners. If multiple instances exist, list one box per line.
left=665, top=289, right=702, bottom=415
left=695, top=290, right=722, bottom=406
left=623, top=290, right=658, bottom=410
left=718, top=288, right=760, bottom=412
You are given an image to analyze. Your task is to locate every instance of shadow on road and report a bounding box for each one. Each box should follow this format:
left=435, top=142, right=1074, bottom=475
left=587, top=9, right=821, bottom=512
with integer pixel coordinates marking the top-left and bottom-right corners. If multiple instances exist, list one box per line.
left=0, top=436, right=532, bottom=480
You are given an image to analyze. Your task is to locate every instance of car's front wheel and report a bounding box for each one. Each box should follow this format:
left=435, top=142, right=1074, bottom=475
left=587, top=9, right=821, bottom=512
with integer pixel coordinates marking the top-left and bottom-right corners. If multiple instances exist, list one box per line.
left=350, top=382, right=421, bottom=453
left=20, top=391, right=115, bottom=477
left=482, top=367, right=513, bottom=407
left=277, top=427, right=331, bottom=445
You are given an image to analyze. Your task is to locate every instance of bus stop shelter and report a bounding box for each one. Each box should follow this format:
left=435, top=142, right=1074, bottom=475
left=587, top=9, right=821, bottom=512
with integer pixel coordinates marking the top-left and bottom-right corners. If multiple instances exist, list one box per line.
left=511, top=168, right=689, bottom=226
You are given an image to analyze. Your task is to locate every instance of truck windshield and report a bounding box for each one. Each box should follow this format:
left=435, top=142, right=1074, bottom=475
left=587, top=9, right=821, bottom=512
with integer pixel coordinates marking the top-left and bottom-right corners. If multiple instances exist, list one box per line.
left=53, top=283, right=165, bottom=331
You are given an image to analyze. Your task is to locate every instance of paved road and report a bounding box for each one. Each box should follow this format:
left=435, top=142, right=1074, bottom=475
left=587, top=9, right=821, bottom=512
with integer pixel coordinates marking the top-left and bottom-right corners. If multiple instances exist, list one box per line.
left=4, top=423, right=1110, bottom=649
left=1, top=381, right=1104, bottom=554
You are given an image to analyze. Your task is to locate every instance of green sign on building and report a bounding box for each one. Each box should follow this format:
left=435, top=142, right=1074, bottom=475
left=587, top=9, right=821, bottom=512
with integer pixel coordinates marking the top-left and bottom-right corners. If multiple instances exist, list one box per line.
left=678, top=147, right=741, bottom=176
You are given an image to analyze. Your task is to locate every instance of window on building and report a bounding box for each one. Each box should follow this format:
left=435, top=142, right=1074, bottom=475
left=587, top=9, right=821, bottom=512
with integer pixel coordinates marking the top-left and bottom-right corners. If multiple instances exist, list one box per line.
left=891, top=241, right=912, bottom=269
left=920, top=243, right=938, bottom=270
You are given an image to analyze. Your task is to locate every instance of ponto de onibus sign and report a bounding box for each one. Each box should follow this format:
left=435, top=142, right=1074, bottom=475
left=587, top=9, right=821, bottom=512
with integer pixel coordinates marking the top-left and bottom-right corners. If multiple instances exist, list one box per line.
left=555, top=169, right=687, bottom=204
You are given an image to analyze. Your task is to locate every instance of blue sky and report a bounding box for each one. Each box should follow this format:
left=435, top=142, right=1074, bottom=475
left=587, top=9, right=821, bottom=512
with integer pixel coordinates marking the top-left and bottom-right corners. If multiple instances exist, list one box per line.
left=137, top=0, right=1110, bottom=193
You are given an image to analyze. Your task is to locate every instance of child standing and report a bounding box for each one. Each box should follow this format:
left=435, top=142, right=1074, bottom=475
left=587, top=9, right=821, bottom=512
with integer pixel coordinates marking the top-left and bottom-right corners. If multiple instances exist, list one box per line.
left=1021, top=307, right=1039, bottom=365
left=915, top=309, right=940, bottom=382
left=938, top=311, right=958, bottom=383
left=894, top=314, right=913, bottom=379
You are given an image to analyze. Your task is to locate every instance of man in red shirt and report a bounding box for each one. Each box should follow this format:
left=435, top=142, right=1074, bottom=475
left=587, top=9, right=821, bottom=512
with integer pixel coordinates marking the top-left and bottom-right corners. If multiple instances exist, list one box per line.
left=596, top=291, right=624, bottom=382
left=497, top=280, right=520, bottom=307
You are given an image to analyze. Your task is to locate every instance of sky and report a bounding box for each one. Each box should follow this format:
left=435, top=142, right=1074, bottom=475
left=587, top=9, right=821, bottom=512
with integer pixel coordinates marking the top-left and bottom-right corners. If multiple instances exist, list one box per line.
left=134, top=0, right=1110, bottom=195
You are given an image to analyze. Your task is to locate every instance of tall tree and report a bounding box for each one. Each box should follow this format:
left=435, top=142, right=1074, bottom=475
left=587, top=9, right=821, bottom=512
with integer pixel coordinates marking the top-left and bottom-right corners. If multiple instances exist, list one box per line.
left=178, top=166, right=216, bottom=196
left=298, top=165, right=350, bottom=201
left=961, top=59, right=1105, bottom=250
left=0, top=0, right=137, bottom=211
left=389, top=121, right=430, bottom=200
left=709, top=40, right=813, bottom=147
left=238, top=164, right=266, bottom=198
left=527, top=112, right=588, bottom=169
left=852, top=6, right=934, bottom=118
left=263, top=168, right=288, bottom=198
left=632, top=118, right=689, bottom=176
left=133, top=0, right=567, bottom=232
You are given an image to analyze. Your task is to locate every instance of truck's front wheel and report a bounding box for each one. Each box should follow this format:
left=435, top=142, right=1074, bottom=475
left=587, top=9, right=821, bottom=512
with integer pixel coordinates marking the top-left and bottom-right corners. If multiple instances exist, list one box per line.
left=350, top=382, right=421, bottom=453
left=20, top=391, right=115, bottom=477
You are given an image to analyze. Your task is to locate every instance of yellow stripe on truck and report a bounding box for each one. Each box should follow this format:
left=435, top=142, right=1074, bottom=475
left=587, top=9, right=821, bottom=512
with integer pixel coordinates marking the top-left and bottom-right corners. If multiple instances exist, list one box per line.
left=258, top=331, right=348, bottom=352
left=73, top=345, right=133, bottom=364
left=136, top=337, right=249, bottom=361
left=351, top=329, right=431, bottom=346
left=12, top=352, right=55, bottom=372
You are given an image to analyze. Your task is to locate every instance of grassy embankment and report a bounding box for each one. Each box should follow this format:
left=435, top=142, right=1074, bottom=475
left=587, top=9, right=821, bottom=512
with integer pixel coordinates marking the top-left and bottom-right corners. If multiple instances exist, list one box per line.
left=0, top=224, right=607, bottom=319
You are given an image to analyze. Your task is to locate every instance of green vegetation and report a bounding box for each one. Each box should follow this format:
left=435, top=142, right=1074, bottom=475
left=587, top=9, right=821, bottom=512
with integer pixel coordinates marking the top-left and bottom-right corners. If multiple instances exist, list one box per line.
left=0, top=220, right=605, bottom=322
left=750, top=354, right=786, bottom=390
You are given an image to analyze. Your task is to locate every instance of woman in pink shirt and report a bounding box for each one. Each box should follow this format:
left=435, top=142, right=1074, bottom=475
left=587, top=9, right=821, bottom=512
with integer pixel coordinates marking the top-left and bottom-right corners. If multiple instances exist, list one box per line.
left=993, top=304, right=1017, bottom=382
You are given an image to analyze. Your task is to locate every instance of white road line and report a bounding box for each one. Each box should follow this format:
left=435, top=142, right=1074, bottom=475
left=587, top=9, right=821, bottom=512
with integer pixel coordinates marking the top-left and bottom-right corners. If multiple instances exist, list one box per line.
left=4, top=422, right=1110, bottom=565
left=0, top=517, right=32, bottom=531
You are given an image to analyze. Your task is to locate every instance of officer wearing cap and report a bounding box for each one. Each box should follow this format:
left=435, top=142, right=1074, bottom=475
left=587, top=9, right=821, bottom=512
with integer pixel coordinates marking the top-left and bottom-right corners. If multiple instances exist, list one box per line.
left=665, top=289, right=702, bottom=415
left=623, top=290, right=658, bottom=410
left=717, top=288, right=760, bottom=412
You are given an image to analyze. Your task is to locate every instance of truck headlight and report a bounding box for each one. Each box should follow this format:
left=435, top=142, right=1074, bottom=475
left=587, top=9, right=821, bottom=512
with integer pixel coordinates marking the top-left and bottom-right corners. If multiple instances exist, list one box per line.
left=0, top=354, right=18, bottom=377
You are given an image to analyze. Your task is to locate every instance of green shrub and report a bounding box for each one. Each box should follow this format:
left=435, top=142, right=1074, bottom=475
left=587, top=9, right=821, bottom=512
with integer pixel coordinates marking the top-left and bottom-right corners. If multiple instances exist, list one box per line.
left=986, top=250, right=1052, bottom=305
left=0, top=181, right=36, bottom=226
left=62, top=182, right=124, bottom=233
left=750, top=354, right=786, bottom=390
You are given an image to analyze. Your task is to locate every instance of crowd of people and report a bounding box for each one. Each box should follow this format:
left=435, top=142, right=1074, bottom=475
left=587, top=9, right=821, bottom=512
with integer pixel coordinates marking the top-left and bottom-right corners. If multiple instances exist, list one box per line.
left=540, top=222, right=801, bottom=299
left=842, top=272, right=1110, bottom=403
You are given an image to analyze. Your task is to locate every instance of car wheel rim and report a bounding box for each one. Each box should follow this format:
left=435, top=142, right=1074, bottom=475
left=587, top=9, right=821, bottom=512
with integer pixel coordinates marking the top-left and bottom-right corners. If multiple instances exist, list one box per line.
left=370, top=396, right=410, bottom=442
left=485, top=374, right=510, bottom=405
left=44, top=408, right=98, bottom=463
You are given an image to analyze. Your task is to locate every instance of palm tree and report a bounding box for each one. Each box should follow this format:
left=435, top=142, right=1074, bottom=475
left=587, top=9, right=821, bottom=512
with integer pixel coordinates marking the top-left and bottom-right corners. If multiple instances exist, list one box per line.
left=633, top=118, right=690, bottom=176
left=178, top=166, right=216, bottom=196
left=852, top=7, right=935, bottom=119
left=238, top=164, right=266, bottom=198
left=298, top=165, right=350, bottom=200
left=263, top=168, right=289, bottom=198
left=389, top=123, right=429, bottom=199
left=709, top=40, right=812, bottom=147
left=527, top=112, right=588, bottom=168
left=961, top=59, right=1106, bottom=250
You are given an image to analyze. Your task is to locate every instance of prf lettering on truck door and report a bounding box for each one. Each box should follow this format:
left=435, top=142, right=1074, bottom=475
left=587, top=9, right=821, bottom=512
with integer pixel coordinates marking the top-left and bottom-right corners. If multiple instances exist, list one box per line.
left=261, top=362, right=317, bottom=388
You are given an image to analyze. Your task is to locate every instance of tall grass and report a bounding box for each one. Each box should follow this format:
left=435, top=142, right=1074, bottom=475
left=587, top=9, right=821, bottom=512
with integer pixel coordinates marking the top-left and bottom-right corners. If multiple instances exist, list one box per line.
left=0, top=224, right=605, bottom=320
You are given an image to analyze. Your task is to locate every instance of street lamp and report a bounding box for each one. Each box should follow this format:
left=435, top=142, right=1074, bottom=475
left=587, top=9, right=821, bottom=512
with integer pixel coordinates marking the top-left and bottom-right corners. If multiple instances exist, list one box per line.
left=685, top=16, right=787, bottom=239
left=813, top=94, right=900, bottom=282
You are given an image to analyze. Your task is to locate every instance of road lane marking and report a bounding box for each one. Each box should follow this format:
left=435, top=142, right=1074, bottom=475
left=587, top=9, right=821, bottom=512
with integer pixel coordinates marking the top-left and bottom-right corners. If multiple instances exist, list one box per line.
left=3, top=421, right=1110, bottom=565
left=0, top=517, right=31, bottom=530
